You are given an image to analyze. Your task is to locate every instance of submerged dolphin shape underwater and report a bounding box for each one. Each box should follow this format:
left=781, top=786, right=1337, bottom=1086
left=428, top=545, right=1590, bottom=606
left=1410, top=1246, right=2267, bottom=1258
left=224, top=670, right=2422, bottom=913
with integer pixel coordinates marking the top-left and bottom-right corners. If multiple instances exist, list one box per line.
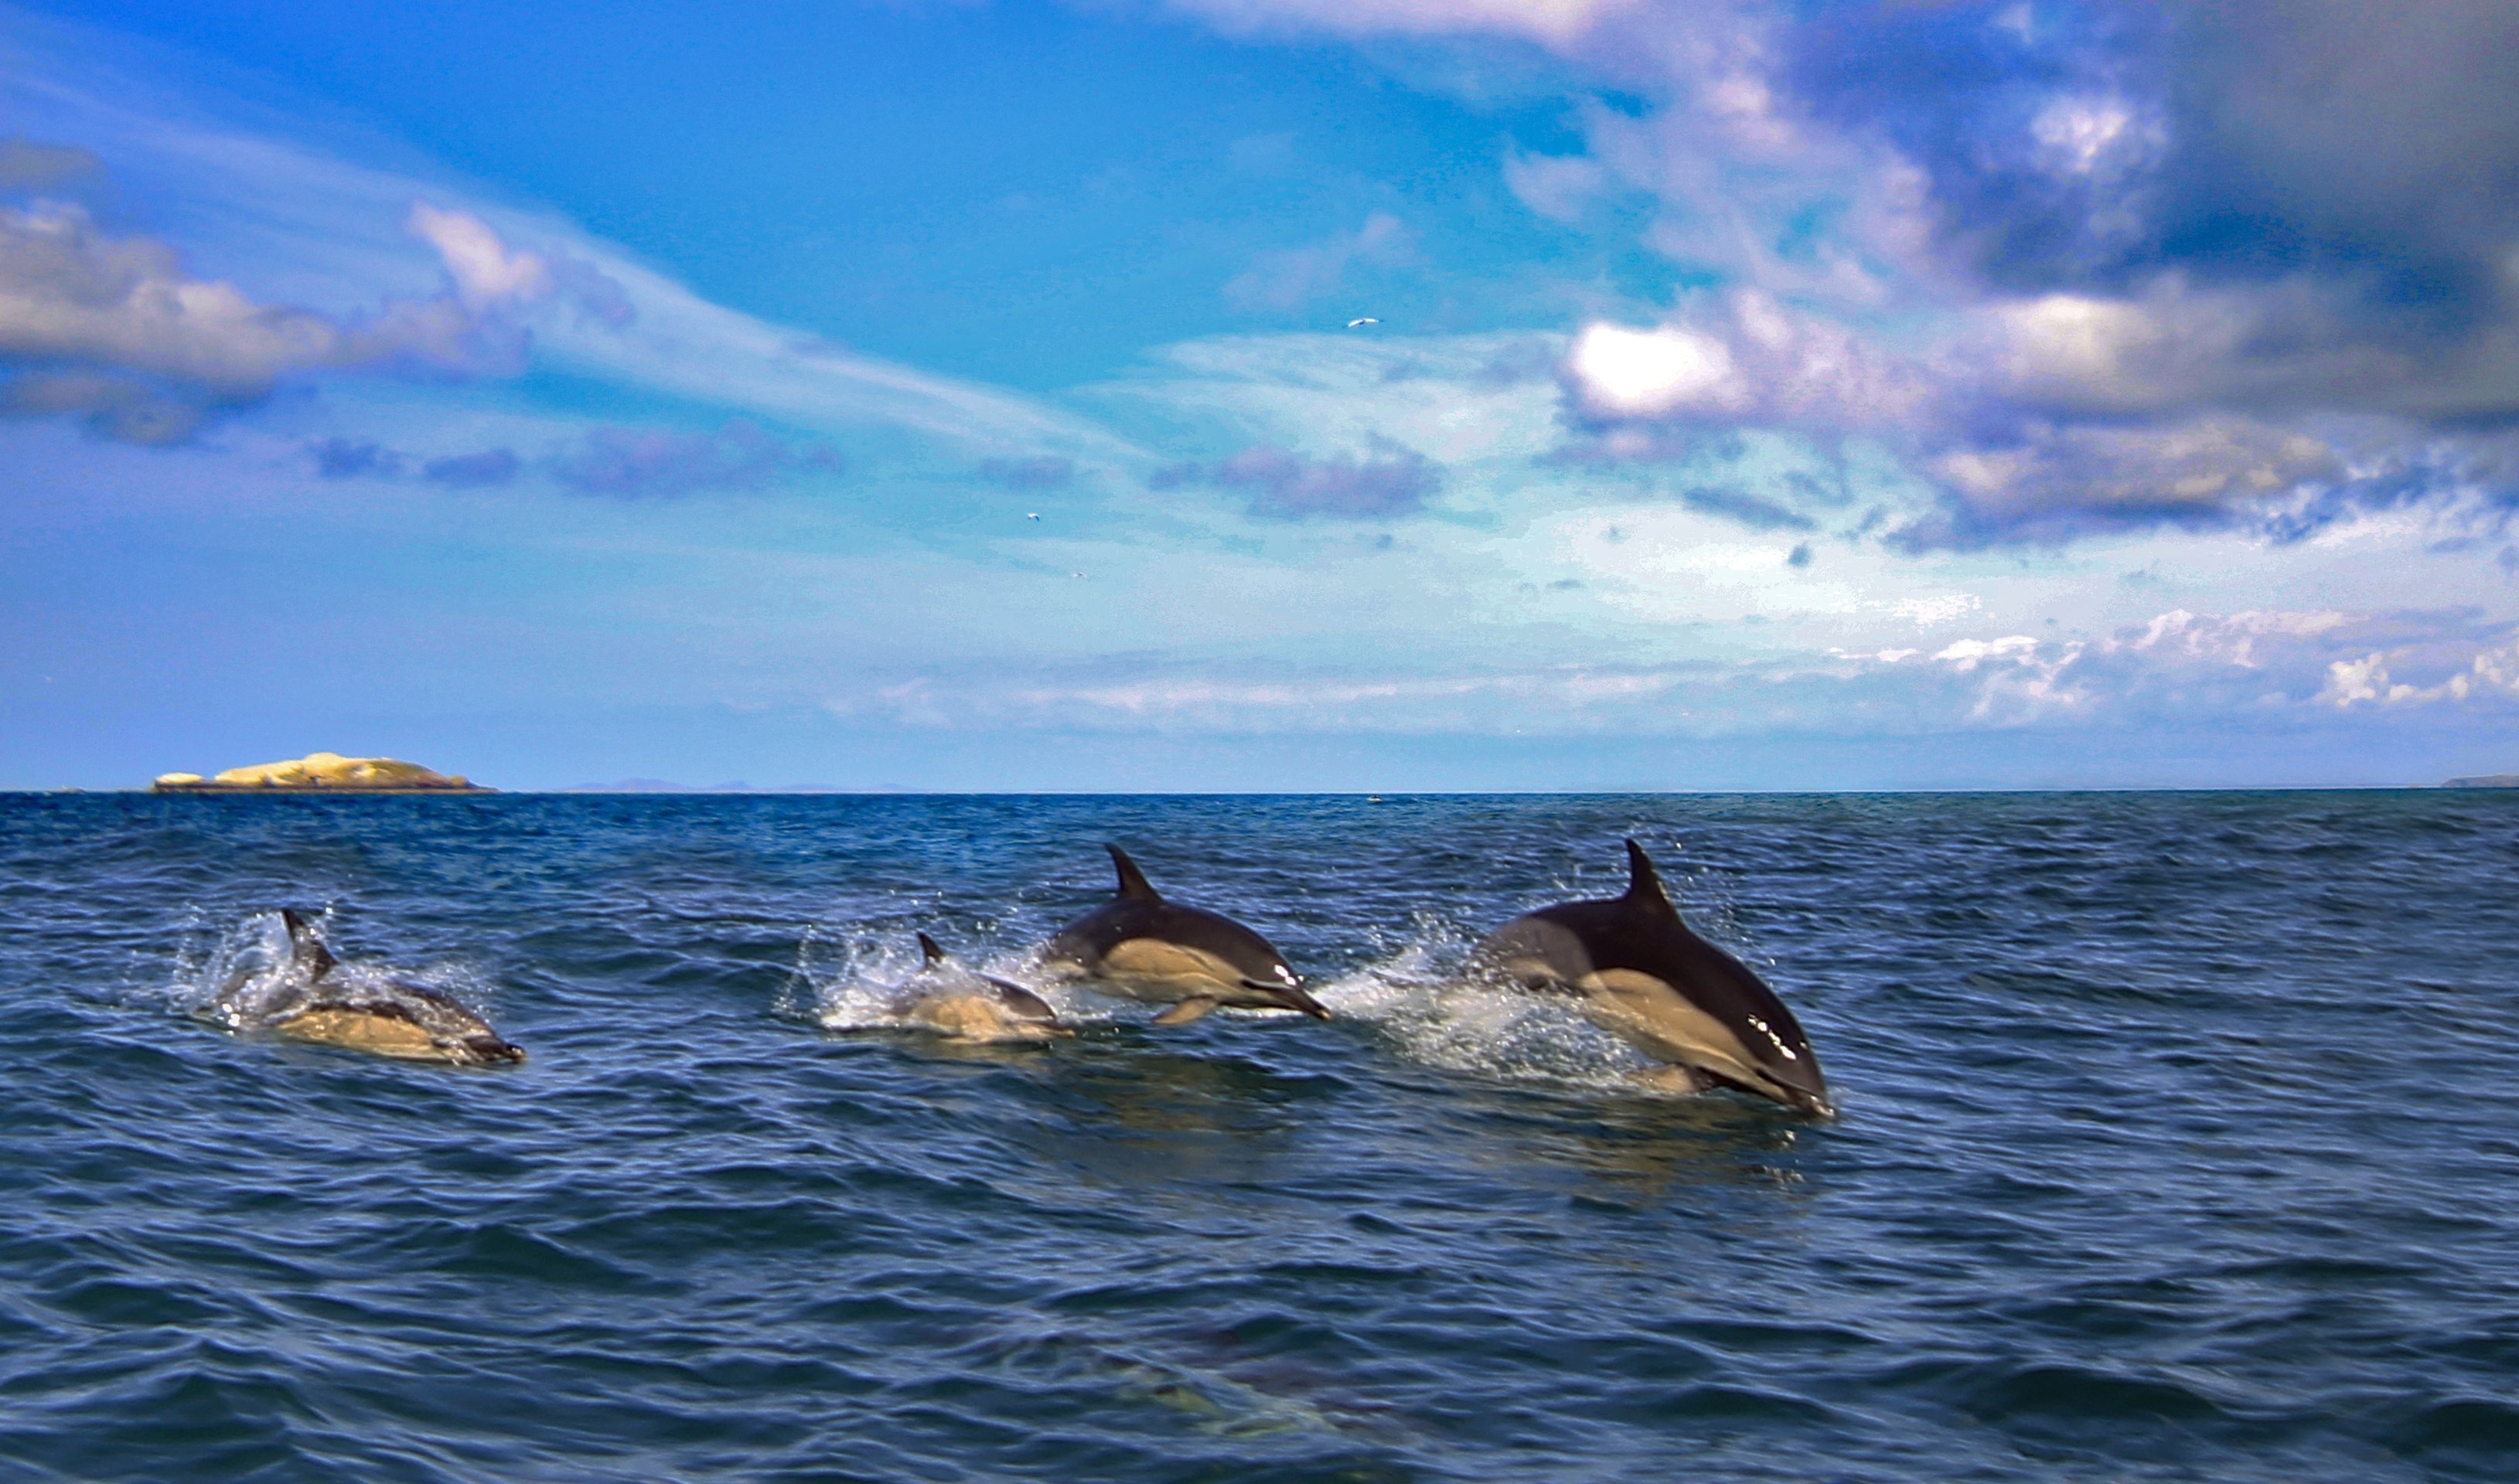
left=215, top=910, right=526, bottom=1066
left=1473, top=840, right=1831, bottom=1115
left=894, top=932, right=1069, bottom=1043
left=1041, top=845, right=1328, bottom=1025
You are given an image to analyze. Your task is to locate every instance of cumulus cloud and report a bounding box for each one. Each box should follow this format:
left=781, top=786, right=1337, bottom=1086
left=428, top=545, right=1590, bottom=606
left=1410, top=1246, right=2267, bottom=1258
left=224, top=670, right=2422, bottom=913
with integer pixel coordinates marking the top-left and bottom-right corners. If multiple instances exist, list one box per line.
left=550, top=419, right=838, bottom=498
left=1843, top=604, right=2519, bottom=727
left=0, top=203, right=349, bottom=397
left=0, top=191, right=632, bottom=442
left=1152, top=439, right=1442, bottom=519
left=1225, top=211, right=1416, bottom=312
left=1174, top=0, right=2519, bottom=550
left=1562, top=289, right=1936, bottom=435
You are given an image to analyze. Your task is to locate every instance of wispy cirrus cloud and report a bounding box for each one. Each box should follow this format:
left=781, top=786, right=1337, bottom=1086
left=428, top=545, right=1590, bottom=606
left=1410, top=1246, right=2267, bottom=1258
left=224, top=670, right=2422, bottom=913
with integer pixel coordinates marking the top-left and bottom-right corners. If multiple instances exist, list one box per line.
left=1225, top=211, right=1417, bottom=312
left=0, top=49, right=1140, bottom=465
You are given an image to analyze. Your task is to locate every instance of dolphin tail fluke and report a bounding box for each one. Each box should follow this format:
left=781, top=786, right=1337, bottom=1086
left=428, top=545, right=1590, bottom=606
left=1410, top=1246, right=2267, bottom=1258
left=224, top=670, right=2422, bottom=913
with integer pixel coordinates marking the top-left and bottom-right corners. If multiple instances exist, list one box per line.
left=279, top=908, right=338, bottom=979
left=1106, top=844, right=1162, bottom=902
left=916, top=931, right=947, bottom=967
left=1622, top=839, right=1679, bottom=918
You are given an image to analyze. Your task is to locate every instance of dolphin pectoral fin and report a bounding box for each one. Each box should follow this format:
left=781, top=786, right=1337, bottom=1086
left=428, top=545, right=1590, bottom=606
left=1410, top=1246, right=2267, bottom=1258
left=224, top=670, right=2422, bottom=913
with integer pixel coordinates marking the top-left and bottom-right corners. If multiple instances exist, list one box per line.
left=1152, top=996, right=1219, bottom=1026
left=987, top=979, right=1061, bottom=1022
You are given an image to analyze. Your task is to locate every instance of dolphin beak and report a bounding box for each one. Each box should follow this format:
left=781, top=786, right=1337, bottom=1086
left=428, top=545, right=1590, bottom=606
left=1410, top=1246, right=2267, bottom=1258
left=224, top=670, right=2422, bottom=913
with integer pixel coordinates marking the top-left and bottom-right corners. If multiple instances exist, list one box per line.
left=1771, top=1075, right=1832, bottom=1118
left=1247, top=977, right=1332, bottom=1020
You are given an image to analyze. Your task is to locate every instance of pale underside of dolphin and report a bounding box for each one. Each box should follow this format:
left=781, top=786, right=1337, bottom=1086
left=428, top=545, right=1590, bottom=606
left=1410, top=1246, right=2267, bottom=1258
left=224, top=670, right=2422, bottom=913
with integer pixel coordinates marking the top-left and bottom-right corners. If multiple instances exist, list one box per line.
left=216, top=910, right=527, bottom=1066
left=1041, top=845, right=1328, bottom=1024
left=1473, top=840, right=1831, bottom=1115
left=893, top=932, right=1070, bottom=1043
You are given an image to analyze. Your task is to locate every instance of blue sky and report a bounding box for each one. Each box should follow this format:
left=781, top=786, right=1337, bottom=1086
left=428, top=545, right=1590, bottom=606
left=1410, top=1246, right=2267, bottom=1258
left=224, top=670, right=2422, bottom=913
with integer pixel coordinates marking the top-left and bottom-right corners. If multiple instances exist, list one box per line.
left=4, top=0, right=2517, bottom=790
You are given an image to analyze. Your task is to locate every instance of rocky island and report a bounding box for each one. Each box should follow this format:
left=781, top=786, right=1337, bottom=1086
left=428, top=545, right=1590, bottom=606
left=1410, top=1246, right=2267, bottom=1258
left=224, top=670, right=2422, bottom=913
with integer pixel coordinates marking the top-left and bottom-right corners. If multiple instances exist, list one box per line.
left=153, top=753, right=492, bottom=793
left=2443, top=774, right=2519, bottom=788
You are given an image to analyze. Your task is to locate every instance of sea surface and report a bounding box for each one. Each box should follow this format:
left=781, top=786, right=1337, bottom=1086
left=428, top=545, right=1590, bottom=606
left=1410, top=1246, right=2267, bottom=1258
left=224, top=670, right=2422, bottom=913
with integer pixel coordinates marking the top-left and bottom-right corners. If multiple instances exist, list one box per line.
left=2, top=791, right=2516, bottom=1482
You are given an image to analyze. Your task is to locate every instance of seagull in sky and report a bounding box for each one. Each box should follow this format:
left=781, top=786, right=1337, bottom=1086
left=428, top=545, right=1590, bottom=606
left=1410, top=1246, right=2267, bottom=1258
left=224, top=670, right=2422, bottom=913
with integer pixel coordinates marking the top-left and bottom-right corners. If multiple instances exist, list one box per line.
left=1027, top=512, right=1041, bottom=520
left=1346, top=316, right=1380, bottom=328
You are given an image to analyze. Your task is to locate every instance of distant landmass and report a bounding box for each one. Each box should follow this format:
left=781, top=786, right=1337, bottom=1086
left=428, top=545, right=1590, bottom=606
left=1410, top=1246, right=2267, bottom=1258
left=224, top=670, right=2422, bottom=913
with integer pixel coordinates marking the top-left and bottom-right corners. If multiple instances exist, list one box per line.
left=154, top=752, right=491, bottom=793
left=2443, top=774, right=2519, bottom=788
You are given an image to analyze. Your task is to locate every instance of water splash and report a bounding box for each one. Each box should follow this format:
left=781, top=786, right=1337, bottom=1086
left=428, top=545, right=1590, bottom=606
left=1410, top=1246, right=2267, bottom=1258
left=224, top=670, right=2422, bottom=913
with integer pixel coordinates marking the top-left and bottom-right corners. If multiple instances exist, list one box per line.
left=1314, top=924, right=1656, bottom=1092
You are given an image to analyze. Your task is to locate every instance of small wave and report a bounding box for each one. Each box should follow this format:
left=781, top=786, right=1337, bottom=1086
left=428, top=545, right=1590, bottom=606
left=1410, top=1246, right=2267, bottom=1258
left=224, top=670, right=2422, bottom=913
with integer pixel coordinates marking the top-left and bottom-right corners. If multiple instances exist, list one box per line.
left=1314, top=934, right=1656, bottom=1094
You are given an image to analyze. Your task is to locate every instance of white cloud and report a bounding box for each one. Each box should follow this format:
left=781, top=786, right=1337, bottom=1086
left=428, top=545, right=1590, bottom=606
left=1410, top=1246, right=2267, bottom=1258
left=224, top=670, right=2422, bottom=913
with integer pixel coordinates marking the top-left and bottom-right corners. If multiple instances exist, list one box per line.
left=1567, top=322, right=1738, bottom=417
left=1564, top=289, right=1935, bottom=434
left=407, top=203, right=553, bottom=309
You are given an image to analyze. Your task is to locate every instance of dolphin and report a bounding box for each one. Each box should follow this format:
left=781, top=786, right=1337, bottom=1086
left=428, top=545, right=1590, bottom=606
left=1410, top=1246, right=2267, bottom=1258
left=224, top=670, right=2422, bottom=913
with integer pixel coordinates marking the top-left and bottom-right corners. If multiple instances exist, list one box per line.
left=220, top=910, right=526, bottom=1066
left=896, top=932, right=1069, bottom=1043
left=1041, top=845, right=1328, bottom=1025
left=1471, top=840, right=1830, bottom=1115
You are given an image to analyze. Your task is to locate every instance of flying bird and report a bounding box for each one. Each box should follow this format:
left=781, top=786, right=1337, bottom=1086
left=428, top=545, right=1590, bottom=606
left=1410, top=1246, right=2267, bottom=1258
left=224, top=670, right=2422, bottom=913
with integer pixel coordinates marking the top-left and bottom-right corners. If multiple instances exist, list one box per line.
left=1027, top=512, right=1041, bottom=520
left=1346, top=317, right=1380, bottom=328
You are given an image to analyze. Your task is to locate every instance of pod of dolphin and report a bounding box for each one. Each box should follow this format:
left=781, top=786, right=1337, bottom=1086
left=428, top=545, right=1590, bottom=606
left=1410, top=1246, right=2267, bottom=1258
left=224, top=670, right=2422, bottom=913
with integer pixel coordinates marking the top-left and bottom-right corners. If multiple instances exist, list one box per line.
left=215, top=839, right=1833, bottom=1116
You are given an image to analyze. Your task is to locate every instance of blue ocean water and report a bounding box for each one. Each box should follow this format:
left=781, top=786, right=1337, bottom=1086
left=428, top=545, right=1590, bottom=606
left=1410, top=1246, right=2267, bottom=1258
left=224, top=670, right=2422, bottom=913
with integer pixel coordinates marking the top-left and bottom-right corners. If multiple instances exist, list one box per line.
left=2, top=791, right=2516, bottom=1482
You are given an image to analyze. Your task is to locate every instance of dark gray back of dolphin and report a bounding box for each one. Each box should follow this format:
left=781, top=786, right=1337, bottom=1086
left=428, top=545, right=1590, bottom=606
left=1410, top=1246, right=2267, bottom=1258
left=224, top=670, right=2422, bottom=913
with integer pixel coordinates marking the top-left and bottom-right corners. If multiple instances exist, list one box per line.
left=1478, top=839, right=1829, bottom=1115
left=1044, top=845, right=1328, bottom=1019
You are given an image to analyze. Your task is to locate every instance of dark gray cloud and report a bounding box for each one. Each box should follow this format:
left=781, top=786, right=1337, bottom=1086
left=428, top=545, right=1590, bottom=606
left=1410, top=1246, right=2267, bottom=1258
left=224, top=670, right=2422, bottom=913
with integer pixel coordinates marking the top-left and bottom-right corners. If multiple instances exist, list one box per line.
left=550, top=419, right=837, bottom=498
left=308, top=437, right=402, bottom=479
left=1681, top=484, right=1816, bottom=532
left=1516, top=1, right=2519, bottom=549
left=423, top=448, right=520, bottom=488
left=2, top=372, right=205, bottom=445
left=1153, top=440, right=1441, bottom=519
left=1784, top=2, right=2519, bottom=400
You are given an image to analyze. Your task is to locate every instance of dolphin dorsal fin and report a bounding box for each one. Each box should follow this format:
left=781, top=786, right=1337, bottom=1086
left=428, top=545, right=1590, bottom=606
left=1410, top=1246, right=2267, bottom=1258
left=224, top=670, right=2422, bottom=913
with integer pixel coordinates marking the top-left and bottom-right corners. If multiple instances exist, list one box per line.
left=1107, top=844, right=1161, bottom=903
left=916, top=931, right=947, bottom=967
left=280, top=908, right=338, bottom=979
left=1622, top=839, right=1681, bottom=920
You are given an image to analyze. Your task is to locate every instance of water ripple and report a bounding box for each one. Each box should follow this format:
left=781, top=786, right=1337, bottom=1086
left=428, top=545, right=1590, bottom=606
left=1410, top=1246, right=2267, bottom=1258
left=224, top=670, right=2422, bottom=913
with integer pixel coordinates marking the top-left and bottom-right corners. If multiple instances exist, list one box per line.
left=2, top=791, right=2517, bottom=1480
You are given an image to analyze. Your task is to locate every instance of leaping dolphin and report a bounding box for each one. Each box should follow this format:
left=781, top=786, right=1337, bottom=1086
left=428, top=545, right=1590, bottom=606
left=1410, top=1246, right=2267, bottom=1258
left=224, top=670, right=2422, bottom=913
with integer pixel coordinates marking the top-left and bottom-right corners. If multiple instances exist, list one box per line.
left=897, top=932, right=1069, bottom=1043
left=1041, top=845, right=1328, bottom=1025
left=1472, top=840, right=1830, bottom=1115
left=216, top=910, right=526, bottom=1066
